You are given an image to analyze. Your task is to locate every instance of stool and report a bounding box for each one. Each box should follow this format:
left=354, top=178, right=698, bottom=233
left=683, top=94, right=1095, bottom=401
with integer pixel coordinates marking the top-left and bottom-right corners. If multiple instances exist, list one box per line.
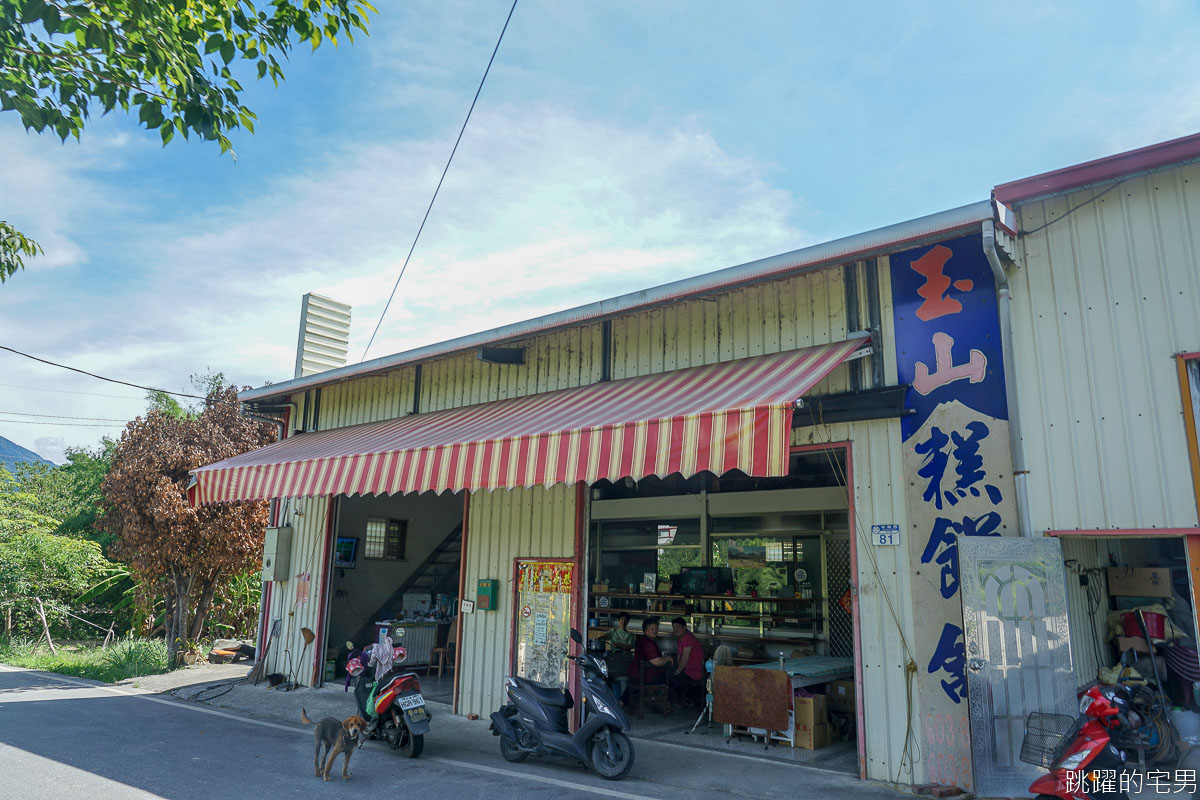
left=426, top=618, right=456, bottom=677
left=429, top=646, right=450, bottom=677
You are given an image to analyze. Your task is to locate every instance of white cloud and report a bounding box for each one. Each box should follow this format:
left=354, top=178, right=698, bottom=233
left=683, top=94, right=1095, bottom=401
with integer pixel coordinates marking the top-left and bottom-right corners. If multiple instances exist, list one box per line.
left=32, top=436, right=66, bottom=464
left=0, top=105, right=806, bottom=454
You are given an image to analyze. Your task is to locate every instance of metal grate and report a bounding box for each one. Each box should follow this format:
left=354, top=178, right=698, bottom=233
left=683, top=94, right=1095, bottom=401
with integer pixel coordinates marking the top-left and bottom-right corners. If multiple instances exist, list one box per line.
left=1019, top=712, right=1078, bottom=768
left=826, top=536, right=853, bottom=657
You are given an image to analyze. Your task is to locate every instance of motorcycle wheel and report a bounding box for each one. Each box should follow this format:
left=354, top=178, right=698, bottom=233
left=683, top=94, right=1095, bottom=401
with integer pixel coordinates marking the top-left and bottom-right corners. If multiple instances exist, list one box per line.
left=499, top=735, right=528, bottom=763
left=401, top=731, right=424, bottom=758
left=589, top=730, right=634, bottom=780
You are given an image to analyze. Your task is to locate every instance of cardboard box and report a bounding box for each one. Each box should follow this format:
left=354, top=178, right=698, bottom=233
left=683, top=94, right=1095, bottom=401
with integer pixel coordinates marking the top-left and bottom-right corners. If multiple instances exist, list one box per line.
left=1116, top=636, right=1152, bottom=654
left=795, top=722, right=831, bottom=750
left=794, top=694, right=828, bottom=729
left=1108, top=567, right=1173, bottom=597
left=827, top=679, right=856, bottom=713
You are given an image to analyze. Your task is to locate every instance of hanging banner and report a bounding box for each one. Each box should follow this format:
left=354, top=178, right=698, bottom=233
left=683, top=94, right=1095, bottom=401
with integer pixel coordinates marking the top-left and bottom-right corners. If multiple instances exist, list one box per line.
left=512, top=558, right=575, bottom=688
left=890, top=234, right=1018, bottom=791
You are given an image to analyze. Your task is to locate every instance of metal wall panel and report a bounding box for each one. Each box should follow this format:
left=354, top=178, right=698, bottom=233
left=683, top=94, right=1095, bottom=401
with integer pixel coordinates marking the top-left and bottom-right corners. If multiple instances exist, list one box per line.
left=456, top=484, right=577, bottom=719
left=275, top=258, right=924, bottom=783
left=608, top=268, right=851, bottom=396
left=262, top=495, right=334, bottom=684
left=1058, top=536, right=1113, bottom=688
left=1010, top=161, right=1200, bottom=532
left=794, top=416, right=920, bottom=784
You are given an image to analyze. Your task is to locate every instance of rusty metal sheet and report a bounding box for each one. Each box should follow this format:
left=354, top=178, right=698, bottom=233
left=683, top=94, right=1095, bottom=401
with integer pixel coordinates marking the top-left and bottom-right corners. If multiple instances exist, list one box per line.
left=712, top=665, right=791, bottom=731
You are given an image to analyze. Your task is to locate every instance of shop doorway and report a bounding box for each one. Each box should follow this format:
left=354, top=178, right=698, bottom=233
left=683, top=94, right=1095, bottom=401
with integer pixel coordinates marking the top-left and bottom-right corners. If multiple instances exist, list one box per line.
left=321, top=491, right=465, bottom=703
left=1057, top=533, right=1200, bottom=702
left=584, top=448, right=861, bottom=773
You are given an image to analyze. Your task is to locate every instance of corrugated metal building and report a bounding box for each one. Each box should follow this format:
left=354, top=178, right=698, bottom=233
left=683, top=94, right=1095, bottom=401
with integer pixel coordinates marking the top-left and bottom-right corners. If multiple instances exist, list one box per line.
left=193, top=132, right=1200, bottom=795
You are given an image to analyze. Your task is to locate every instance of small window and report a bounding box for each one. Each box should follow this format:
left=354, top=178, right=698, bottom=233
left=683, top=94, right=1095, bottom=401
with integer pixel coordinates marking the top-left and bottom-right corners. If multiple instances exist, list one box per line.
left=364, top=517, right=406, bottom=560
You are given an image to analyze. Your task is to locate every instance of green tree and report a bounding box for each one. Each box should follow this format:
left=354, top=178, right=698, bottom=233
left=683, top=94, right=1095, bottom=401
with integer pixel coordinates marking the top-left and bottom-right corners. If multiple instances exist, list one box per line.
left=0, top=0, right=375, bottom=281
left=0, top=466, right=61, bottom=538
left=0, top=529, right=107, bottom=636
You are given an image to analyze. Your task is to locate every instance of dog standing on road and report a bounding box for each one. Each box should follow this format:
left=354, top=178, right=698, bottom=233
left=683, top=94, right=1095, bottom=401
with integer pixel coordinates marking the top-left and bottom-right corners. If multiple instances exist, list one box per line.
left=300, top=709, right=367, bottom=781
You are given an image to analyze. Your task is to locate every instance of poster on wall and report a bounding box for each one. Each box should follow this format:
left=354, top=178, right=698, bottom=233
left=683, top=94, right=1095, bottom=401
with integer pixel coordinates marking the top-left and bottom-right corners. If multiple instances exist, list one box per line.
left=890, top=234, right=1018, bottom=791
left=513, top=558, right=575, bottom=688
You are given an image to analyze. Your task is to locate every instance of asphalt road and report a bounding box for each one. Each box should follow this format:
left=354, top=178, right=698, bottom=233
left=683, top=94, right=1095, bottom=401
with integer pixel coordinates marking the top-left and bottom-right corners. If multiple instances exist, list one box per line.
left=0, top=665, right=900, bottom=800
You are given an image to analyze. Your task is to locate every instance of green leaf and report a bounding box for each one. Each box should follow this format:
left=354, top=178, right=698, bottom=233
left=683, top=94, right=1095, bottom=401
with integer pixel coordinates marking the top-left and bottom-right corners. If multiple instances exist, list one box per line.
left=41, top=7, right=60, bottom=35
left=204, top=33, right=223, bottom=55
left=160, top=121, right=174, bottom=145
left=257, top=60, right=267, bottom=79
left=19, top=1, right=47, bottom=24
left=219, top=40, right=235, bottom=64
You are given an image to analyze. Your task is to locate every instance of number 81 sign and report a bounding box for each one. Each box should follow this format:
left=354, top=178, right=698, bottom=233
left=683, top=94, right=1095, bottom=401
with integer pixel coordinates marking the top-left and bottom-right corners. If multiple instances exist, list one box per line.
left=872, top=524, right=901, bottom=546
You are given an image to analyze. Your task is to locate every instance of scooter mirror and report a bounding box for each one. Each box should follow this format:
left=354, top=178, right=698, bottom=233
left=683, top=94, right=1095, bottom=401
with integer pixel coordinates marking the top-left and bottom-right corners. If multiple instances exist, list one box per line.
left=570, top=628, right=583, bottom=644
left=1120, top=648, right=1137, bottom=668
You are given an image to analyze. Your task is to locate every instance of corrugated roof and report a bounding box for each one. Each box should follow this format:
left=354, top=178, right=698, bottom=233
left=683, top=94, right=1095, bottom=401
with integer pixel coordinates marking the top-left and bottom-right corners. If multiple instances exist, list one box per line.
left=994, top=131, right=1200, bottom=205
left=242, top=200, right=993, bottom=403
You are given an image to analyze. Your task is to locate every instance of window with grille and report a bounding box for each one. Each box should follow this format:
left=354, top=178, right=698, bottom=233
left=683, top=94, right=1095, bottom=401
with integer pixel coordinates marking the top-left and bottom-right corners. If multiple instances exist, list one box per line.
left=364, top=516, right=406, bottom=560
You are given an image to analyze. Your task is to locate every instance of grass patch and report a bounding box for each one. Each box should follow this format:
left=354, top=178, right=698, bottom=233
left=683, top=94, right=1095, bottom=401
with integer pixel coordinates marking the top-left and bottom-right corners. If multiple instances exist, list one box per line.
left=0, top=636, right=171, bottom=683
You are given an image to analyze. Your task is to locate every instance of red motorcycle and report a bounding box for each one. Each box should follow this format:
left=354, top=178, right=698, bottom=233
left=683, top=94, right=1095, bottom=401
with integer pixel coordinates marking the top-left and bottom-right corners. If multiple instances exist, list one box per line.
left=346, top=642, right=431, bottom=758
left=1021, top=650, right=1182, bottom=800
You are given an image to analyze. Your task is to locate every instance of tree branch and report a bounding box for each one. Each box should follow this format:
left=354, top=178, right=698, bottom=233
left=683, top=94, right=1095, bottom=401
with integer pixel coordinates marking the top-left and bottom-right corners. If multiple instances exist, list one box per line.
left=6, top=45, right=173, bottom=103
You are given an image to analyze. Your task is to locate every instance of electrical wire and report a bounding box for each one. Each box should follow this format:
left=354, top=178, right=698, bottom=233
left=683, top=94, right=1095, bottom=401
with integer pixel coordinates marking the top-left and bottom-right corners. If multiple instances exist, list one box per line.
left=361, top=0, right=520, bottom=360
left=0, top=410, right=129, bottom=422
left=0, top=345, right=239, bottom=408
left=1019, top=179, right=1127, bottom=237
left=0, top=418, right=126, bottom=427
left=0, top=381, right=144, bottom=400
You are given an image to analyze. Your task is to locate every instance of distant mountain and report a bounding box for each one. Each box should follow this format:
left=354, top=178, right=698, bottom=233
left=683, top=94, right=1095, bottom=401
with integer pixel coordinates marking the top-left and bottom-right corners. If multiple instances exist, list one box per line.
left=0, top=436, right=55, bottom=475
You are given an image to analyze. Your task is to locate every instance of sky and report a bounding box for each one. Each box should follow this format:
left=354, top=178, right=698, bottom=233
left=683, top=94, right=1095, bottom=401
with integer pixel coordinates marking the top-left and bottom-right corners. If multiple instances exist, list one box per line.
left=2, top=0, right=1199, bottom=463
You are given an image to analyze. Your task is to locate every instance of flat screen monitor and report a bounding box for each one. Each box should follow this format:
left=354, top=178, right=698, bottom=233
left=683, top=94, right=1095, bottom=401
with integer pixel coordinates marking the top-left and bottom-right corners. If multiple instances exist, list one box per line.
left=679, top=567, right=733, bottom=595
left=334, top=537, right=358, bottom=568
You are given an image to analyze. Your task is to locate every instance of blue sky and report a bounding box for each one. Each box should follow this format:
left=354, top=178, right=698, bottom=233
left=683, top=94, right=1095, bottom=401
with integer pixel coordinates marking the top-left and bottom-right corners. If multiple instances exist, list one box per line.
left=2, top=0, right=1199, bottom=461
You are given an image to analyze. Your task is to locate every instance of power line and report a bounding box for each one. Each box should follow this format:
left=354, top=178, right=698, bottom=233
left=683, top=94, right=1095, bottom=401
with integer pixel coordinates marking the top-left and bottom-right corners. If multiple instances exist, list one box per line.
left=0, top=344, right=212, bottom=402
left=361, top=0, right=520, bottom=360
left=0, top=410, right=130, bottom=422
left=0, top=380, right=144, bottom=400
left=0, top=418, right=125, bottom=428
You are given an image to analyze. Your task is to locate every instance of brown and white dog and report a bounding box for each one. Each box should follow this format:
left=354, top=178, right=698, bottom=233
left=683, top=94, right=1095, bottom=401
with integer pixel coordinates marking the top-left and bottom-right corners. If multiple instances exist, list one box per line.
left=300, top=708, right=367, bottom=781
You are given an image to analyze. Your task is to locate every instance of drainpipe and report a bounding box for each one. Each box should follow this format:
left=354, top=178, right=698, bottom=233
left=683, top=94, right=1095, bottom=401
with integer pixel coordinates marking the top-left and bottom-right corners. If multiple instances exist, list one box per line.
left=982, top=219, right=1034, bottom=538
left=242, top=402, right=297, bottom=440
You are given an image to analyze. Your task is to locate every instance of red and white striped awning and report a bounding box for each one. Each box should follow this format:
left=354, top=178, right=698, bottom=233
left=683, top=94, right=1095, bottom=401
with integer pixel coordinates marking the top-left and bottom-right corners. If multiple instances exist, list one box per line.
left=191, top=335, right=866, bottom=504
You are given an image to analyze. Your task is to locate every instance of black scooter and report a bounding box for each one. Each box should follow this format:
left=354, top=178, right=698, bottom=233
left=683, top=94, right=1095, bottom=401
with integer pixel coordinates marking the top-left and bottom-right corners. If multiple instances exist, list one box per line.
left=489, top=628, right=635, bottom=780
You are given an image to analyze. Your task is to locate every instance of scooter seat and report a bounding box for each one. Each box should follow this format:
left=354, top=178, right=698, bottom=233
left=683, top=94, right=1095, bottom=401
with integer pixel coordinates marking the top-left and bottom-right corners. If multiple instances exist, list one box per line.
left=514, top=676, right=573, bottom=708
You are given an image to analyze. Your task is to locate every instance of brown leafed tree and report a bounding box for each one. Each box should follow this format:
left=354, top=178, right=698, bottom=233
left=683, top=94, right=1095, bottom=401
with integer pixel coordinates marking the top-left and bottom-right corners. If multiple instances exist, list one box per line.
left=101, top=385, right=276, bottom=664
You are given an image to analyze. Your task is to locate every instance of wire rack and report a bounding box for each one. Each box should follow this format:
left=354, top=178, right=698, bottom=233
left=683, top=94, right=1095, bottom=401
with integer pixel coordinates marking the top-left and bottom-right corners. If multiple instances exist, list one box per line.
left=1020, top=711, right=1079, bottom=768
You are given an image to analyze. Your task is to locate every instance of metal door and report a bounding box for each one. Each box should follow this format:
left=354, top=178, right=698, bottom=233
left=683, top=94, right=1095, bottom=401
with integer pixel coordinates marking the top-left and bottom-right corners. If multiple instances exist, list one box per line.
left=959, top=536, right=1076, bottom=798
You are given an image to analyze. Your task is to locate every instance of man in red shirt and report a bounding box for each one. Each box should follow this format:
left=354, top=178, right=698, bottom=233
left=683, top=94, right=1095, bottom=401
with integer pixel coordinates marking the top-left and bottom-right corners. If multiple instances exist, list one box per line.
left=629, top=616, right=672, bottom=685
left=671, top=617, right=706, bottom=706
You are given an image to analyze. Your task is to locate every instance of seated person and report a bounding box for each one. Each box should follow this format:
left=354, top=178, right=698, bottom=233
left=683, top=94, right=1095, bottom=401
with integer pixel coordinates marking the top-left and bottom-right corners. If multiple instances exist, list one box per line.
left=630, top=616, right=672, bottom=685
left=604, top=613, right=635, bottom=702
left=671, top=617, right=706, bottom=705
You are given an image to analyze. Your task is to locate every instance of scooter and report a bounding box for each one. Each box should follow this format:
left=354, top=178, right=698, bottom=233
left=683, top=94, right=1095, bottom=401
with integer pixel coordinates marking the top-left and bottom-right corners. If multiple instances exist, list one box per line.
left=489, top=628, right=635, bottom=780
left=346, top=638, right=431, bottom=758
left=1021, top=649, right=1182, bottom=800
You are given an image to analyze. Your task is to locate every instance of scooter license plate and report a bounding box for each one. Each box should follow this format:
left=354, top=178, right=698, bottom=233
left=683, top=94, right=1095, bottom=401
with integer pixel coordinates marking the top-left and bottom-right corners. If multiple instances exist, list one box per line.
left=398, top=694, right=426, bottom=711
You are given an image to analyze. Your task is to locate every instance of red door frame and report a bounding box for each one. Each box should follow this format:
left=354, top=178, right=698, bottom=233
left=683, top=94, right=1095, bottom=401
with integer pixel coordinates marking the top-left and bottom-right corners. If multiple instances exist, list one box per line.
left=790, top=441, right=866, bottom=779
left=311, top=495, right=337, bottom=686
left=452, top=491, right=470, bottom=715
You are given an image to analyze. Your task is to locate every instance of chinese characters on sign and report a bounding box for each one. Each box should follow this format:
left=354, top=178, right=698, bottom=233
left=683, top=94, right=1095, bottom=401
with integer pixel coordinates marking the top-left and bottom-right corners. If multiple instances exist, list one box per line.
left=891, top=234, right=1017, bottom=788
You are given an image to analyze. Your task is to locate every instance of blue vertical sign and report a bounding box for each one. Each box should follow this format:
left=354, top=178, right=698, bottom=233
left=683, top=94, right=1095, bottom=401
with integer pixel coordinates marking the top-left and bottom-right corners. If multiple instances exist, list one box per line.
left=890, top=233, right=1016, bottom=790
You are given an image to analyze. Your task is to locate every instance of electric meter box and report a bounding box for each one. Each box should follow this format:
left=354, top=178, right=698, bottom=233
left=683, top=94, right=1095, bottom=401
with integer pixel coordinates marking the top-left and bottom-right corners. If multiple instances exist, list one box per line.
left=476, top=579, right=499, bottom=611
left=263, top=526, right=293, bottom=582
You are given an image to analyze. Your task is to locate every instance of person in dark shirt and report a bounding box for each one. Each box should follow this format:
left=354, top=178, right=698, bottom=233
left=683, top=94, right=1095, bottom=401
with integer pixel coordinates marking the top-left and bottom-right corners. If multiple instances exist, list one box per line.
left=629, top=616, right=672, bottom=685
left=671, top=617, right=706, bottom=705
